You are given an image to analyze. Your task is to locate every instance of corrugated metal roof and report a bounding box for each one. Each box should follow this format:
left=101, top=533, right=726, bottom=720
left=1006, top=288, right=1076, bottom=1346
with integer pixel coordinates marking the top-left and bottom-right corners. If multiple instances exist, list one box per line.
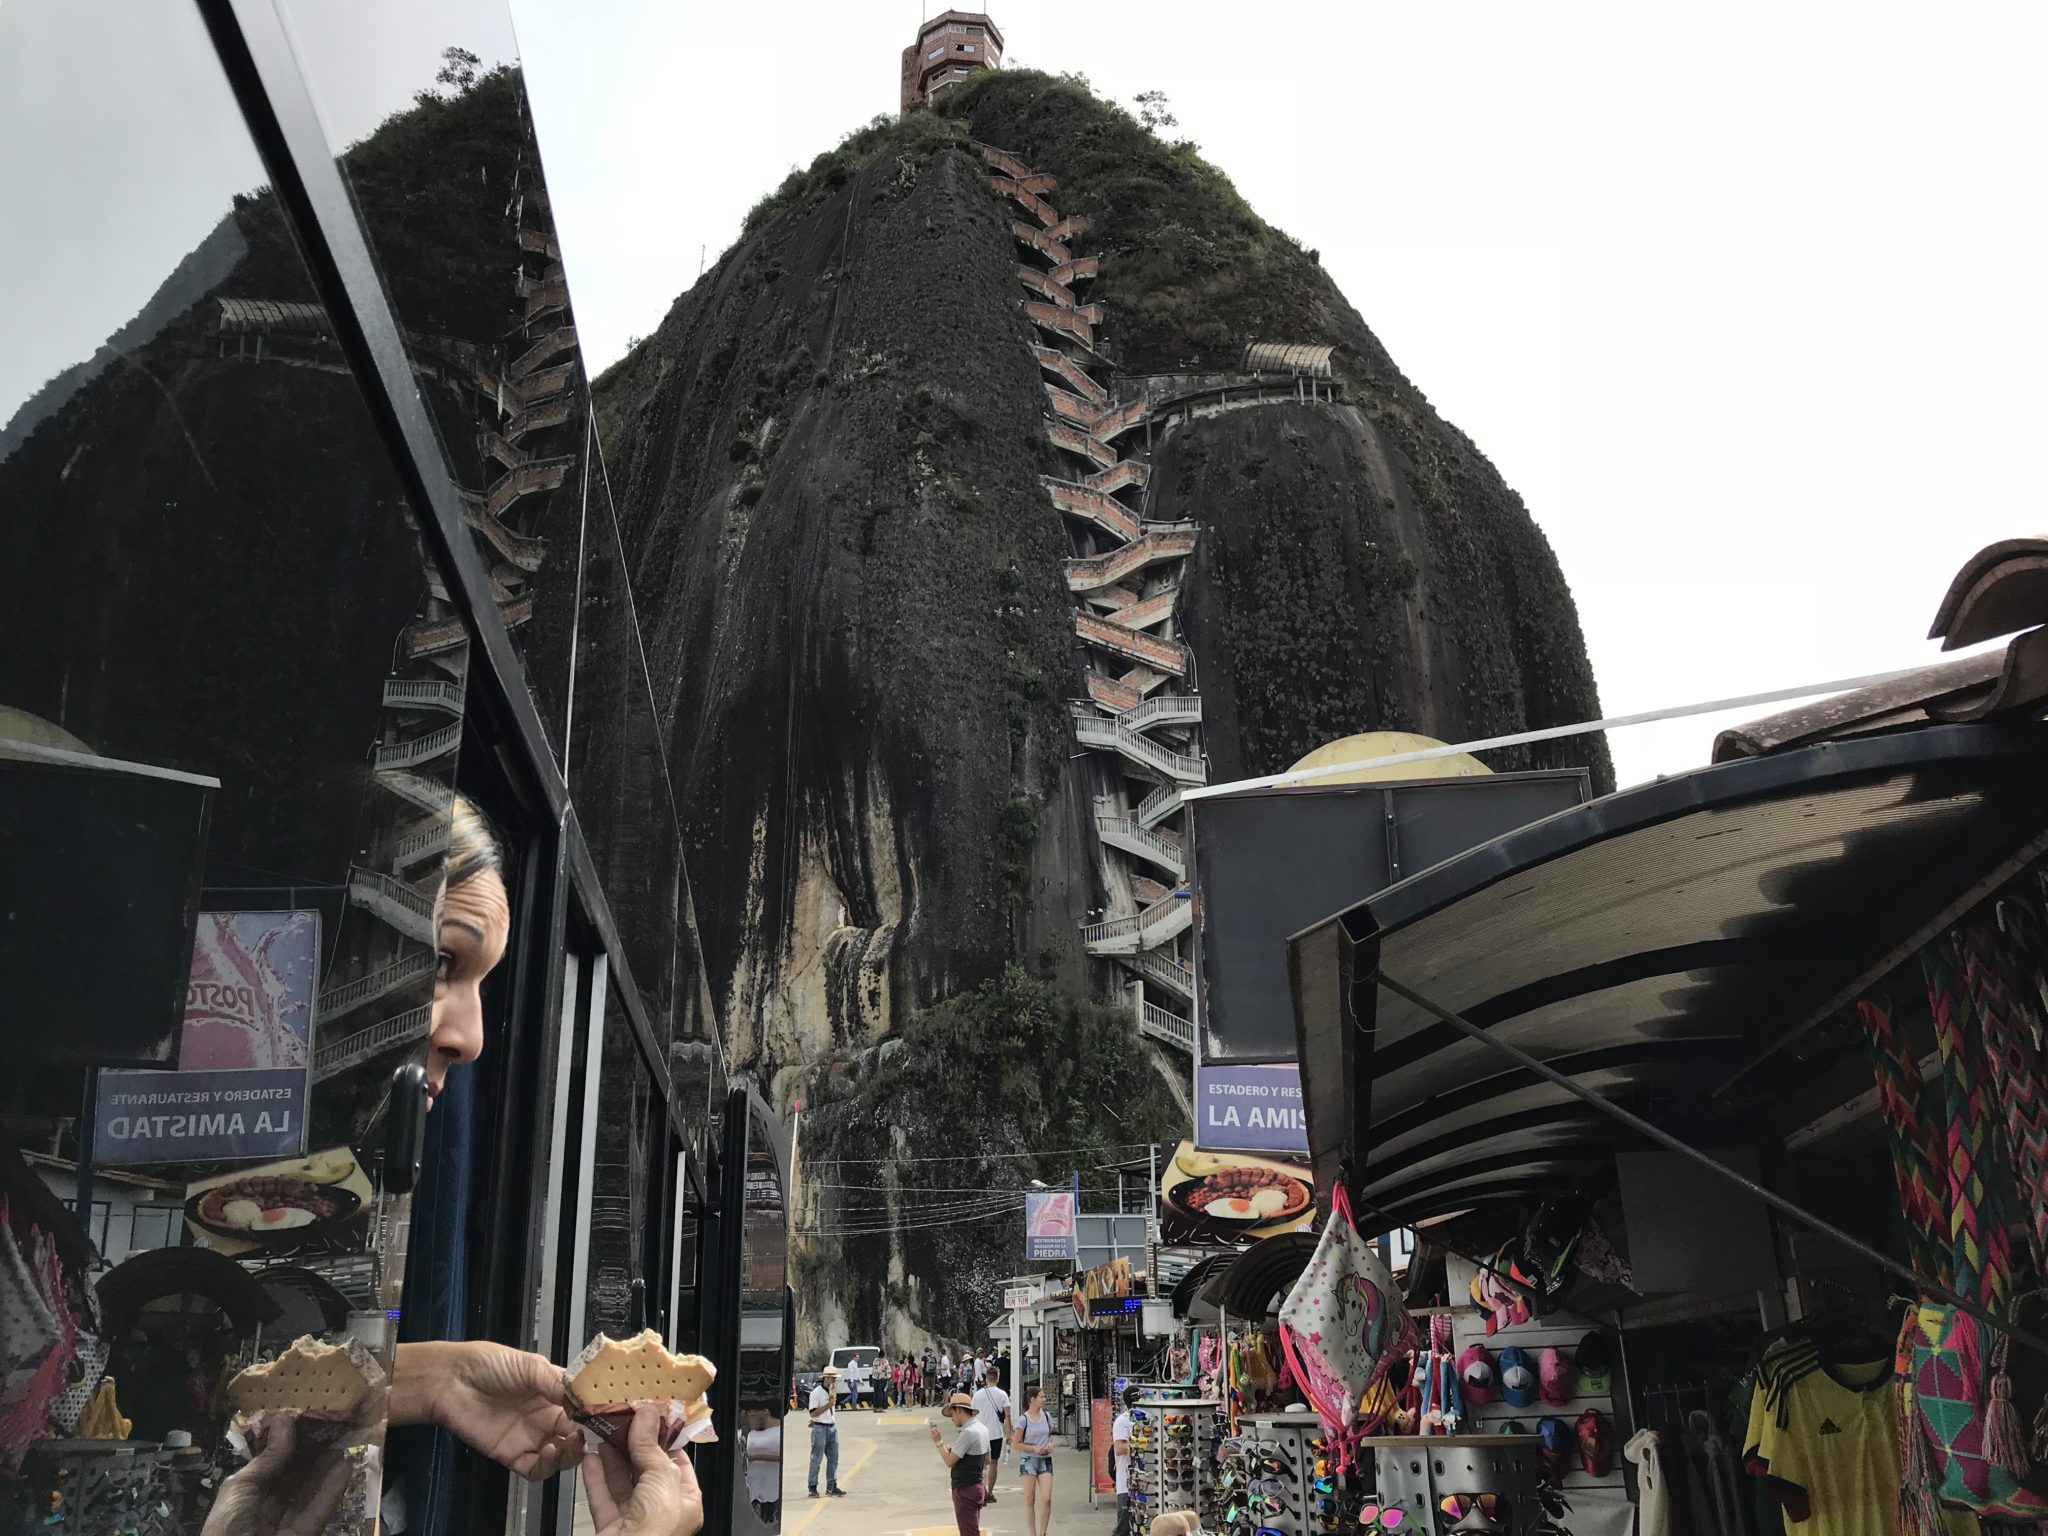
left=1241, top=342, right=1334, bottom=376
left=218, top=297, right=331, bottom=335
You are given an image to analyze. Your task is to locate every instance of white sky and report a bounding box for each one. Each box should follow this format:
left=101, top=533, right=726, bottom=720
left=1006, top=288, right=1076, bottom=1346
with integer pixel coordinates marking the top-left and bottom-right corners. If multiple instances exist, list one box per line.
left=7, top=3, right=2039, bottom=792
left=511, top=0, right=2048, bottom=789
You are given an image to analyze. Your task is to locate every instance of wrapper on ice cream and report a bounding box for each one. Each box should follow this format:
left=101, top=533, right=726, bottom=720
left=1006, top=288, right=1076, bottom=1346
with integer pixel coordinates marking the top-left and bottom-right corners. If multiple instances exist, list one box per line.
left=564, top=1329, right=718, bottom=1450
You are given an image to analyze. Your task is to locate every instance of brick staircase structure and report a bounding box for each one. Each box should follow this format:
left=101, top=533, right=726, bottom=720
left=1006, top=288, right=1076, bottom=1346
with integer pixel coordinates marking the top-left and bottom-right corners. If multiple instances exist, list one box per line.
left=985, top=145, right=1200, bottom=1054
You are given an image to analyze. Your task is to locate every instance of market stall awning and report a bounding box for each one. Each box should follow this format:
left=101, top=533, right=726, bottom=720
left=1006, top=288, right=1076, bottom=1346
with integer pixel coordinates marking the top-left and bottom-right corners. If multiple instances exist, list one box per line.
left=1289, top=722, right=2048, bottom=1227
left=1202, top=1232, right=1319, bottom=1319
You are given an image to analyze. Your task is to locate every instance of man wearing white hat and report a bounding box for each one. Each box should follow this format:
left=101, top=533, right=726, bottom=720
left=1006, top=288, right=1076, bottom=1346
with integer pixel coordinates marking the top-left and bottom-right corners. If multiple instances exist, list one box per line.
left=808, top=1367, right=846, bottom=1498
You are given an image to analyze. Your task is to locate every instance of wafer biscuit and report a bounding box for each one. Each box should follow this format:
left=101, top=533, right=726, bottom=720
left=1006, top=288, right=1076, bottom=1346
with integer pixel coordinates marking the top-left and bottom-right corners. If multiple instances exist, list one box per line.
left=567, top=1329, right=715, bottom=1409
left=228, top=1336, right=384, bottom=1420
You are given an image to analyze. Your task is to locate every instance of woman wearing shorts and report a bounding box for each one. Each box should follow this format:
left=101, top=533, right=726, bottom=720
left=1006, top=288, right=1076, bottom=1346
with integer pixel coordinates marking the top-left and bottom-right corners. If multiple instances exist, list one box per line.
left=1011, top=1384, right=1055, bottom=1536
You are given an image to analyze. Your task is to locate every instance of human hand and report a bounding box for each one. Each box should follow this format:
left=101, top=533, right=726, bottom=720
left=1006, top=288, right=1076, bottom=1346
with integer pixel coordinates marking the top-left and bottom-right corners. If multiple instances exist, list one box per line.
left=584, top=1402, right=705, bottom=1536
left=200, top=1412, right=355, bottom=1536
left=396, top=1340, right=586, bottom=1482
left=929, top=1425, right=942, bottom=1444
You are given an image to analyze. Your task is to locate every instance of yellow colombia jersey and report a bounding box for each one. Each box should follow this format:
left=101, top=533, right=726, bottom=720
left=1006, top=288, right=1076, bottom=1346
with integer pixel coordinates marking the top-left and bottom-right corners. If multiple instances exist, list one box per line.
left=1743, top=1357, right=1898, bottom=1536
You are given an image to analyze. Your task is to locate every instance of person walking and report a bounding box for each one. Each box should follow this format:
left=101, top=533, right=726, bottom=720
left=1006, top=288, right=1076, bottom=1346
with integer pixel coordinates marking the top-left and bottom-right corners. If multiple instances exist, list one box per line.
left=844, top=1356, right=865, bottom=1412
left=925, top=1350, right=939, bottom=1406
left=807, top=1367, right=846, bottom=1499
left=1011, top=1383, right=1054, bottom=1536
left=930, top=1391, right=990, bottom=1536
left=874, top=1354, right=891, bottom=1411
left=938, top=1350, right=956, bottom=1402
left=972, top=1366, right=1011, bottom=1504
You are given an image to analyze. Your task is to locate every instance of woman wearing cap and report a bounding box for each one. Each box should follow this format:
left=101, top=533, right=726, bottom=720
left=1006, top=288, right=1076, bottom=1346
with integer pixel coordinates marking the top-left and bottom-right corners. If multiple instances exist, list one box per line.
left=930, top=1390, right=992, bottom=1536
left=204, top=799, right=703, bottom=1536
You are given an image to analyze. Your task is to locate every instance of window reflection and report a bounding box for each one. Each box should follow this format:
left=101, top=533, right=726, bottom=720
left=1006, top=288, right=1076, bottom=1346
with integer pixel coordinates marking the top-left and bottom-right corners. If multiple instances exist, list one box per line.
left=276, top=0, right=584, bottom=759
left=0, top=2, right=468, bottom=1529
left=736, top=1114, right=789, bottom=1530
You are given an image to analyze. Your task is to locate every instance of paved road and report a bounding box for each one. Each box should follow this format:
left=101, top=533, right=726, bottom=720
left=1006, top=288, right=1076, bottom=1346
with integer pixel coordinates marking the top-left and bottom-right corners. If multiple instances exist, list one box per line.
left=782, top=1405, right=1114, bottom=1536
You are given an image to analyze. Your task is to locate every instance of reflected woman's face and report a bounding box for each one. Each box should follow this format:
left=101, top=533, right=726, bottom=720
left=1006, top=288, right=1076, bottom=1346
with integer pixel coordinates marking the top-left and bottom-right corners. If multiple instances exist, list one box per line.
left=427, top=867, right=510, bottom=1104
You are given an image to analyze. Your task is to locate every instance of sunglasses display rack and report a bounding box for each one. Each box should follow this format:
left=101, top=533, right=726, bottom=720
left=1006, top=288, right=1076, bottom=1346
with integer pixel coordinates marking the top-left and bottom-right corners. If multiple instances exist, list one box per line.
left=1230, top=1413, right=1327, bottom=1536
left=1368, top=1434, right=1542, bottom=1536
left=1129, top=1396, right=1223, bottom=1525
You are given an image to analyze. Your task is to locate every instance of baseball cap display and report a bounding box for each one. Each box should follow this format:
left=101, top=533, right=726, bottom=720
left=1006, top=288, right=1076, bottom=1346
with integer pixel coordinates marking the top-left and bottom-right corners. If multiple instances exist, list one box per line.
left=1576, top=1331, right=1613, bottom=1394
left=1457, top=1344, right=1497, bottom=1404
left=1576, top=1409, right=1615, bottom=1476
left=1498, top=1346, right=1537, bottom=1408
left=1537, top=1346, right=1577, bottom=1406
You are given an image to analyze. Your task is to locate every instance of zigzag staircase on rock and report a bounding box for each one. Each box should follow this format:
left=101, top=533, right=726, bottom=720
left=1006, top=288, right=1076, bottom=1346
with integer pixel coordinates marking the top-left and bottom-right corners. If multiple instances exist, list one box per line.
left=984, top=145, right=1198, bottom=1056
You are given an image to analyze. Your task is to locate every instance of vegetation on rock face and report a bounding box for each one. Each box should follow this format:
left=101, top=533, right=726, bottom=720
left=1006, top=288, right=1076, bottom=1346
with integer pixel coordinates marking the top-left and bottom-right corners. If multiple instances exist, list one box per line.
left=793, top=967, right=1184, bottom=1347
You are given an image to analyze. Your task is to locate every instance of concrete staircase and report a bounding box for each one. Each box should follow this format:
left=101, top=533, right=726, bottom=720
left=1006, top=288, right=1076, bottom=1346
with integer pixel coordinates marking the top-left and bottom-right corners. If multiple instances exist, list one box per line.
left=987, top=144, right=1201, bottom=1055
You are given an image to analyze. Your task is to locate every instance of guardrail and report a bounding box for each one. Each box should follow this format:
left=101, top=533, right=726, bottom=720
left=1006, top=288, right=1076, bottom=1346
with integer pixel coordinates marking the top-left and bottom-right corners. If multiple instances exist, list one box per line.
left=376, top=769, right=453, bottom=815
left=1141, top=1003, right=1195, bottom=1052
left=1137, top=783, right=1183, bottom=829
left=1070, top=710, right=1205, bottom=784
left=347, top=866, right=435, bottom=943
left=1130, top=949, right=1195, bottom=998
left=1122, top=694, right=1202, bottom=730
left=382, top=678, right=464, bottom=716
left=374, top=722, right=461, bottom=771
left=317, top=950, right=435, bottom=1021
left=1081, top=892, right=1192, bottom=954
left=313, top=1005, right=431, bottom=1083
left=1095, top=813, right=1187, bottom=877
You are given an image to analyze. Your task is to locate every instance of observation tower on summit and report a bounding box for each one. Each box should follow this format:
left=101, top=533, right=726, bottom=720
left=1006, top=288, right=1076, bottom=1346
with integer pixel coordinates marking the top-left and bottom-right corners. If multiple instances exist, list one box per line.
left=900, top=10, right=1003, bottom=115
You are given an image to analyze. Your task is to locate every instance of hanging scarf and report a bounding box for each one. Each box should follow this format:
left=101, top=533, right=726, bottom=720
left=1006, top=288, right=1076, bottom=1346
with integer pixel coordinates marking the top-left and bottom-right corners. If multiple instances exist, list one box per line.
left=1956, top=917, right=2048, bottom=1273
left=1923, top=942, right=2015, bottom=1314
left=1856, top=995, right=1949, bottom=1285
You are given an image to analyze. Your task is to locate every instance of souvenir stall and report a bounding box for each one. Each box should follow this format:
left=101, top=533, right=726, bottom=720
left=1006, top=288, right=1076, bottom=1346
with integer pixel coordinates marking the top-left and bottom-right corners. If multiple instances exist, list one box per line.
left=1280, top=680, right=2048, bottom=1536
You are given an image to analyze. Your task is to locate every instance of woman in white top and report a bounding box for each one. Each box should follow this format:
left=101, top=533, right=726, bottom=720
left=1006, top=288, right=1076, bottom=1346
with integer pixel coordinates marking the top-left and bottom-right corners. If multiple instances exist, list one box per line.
left=1010, top=1383, right=1055, bottom=1536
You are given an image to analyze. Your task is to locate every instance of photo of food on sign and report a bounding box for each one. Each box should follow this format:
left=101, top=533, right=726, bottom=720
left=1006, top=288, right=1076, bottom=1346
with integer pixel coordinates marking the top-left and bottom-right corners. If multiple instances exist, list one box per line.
left=1157, top=1139, right=1316, bottom=1243
left=184, top=1146, right=372, bottom=1255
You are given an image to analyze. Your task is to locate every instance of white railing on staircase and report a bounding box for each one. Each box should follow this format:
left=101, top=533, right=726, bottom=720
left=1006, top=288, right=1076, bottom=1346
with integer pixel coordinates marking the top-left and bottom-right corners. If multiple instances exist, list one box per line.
left=1070, top=707, right=1205, bottom=784
left=347, top=866, right=435, bottom=943
left=1082, top=892, right=1191, bottom=953
left=1137, top=783, right=1183, bottom=829
left=374, top=721, right=462, bottom=772
left=1095, top=814, right=1186, bottom=877
left=314, top=1005, right=431, bottom=1083
left=1140, top=1002, right=1195, bottom=1052
left=317, top=950, right=435, bottom=1021
left=382, top=678, right=464, bottom=716
left=1129, top=949, right=1195, bottom=997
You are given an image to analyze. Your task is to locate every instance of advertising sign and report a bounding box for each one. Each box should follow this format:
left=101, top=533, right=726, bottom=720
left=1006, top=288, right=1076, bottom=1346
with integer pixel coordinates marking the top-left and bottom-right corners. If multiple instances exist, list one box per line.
left=1196, top=1063, right=1309, bottom=1154
left=1155, top=1138, right=1315, bottom=1247
left=1025, top=1188, right=1078, bottom=1262
left=1089, top=1399, right=1115, bottom=1493
left=96, top=911, right=317, bottom=1166
left=179, top=910, right=318, bottom=1068
left=1072, top=1256, right=1132, bottom=1329
left=94, top=1069, right=310, bottom=1164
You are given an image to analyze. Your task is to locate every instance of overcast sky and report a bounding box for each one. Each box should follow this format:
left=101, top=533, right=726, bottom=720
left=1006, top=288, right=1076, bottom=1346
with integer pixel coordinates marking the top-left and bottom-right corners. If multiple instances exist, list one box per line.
left=9, top=3, right=2040, bottom=791
left=507, top=0, right=2048, bottom=789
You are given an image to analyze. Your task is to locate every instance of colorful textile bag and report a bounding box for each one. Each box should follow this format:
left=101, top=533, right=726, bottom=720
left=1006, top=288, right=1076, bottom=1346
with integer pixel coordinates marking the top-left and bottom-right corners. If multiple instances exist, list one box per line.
left=1905, top=1304, right=2048, bottom=1517
left=1278, top=1181, right=1418, bottom=1462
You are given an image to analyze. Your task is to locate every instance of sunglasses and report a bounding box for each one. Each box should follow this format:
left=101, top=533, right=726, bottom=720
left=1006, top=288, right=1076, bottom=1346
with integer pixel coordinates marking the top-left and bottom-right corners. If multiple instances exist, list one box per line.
left=1360, top=1505, right=1407, bottom=1529
left=1441, top=1496, right=1505, bottom=1523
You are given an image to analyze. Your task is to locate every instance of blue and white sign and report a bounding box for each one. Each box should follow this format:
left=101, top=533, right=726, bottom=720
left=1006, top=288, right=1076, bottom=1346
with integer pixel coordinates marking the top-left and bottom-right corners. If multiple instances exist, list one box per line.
left=94, top=1068, right=309, bottom=1165
left=1195, top=1063, right=1309, bottom=1154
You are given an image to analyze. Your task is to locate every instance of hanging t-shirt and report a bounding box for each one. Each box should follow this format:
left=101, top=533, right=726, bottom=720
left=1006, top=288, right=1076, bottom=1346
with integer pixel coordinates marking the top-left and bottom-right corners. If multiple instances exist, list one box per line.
left=1743, top=1358, right=1896, bottom=1536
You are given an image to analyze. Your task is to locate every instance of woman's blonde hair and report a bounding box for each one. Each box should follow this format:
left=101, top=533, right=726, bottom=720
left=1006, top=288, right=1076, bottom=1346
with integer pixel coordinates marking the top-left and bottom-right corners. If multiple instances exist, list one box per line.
left=1149, top=1513, right=1201, bottom=1536
left=445, top=794, right=503, bottom=891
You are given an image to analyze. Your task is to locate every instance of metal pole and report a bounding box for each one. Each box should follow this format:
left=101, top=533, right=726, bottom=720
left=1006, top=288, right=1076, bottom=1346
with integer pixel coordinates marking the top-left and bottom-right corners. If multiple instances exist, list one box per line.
left=1375, top=970, right=2048, bottom=1359
left=75, top=1067, right=99, bottom=1243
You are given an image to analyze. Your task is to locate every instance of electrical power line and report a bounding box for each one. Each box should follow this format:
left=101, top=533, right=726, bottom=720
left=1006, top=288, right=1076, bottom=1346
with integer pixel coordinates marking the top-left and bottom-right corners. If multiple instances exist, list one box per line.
left=800, top=1142, right=1159, bottom=1167
left=794, top=1210, right=1026, bottom=1240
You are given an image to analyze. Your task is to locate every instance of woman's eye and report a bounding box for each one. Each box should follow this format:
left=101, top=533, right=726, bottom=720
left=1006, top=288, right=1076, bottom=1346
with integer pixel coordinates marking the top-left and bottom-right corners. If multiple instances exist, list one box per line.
left=436, top=950, right=455, bottom=979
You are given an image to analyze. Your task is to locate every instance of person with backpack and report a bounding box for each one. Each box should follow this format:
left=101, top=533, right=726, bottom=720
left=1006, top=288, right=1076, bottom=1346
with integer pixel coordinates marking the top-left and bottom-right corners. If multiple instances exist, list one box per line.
left=971, top=1366, right=1011, bottom=1504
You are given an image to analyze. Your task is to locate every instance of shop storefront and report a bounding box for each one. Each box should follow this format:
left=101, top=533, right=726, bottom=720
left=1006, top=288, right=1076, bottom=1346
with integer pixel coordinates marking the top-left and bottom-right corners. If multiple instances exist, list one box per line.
left=1249, top=553, right=2048, bottom=1536
left=0, top=4, right=785, bottom=1533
